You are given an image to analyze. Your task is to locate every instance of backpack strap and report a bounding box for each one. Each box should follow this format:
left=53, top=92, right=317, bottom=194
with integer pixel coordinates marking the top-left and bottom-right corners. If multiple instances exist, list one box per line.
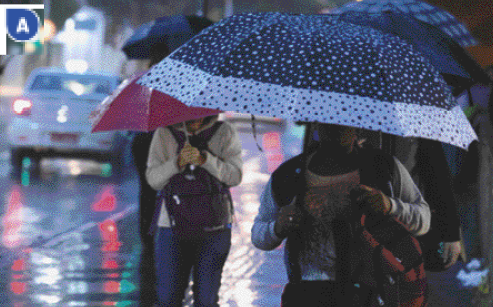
left=168, top=125, right=187, bottom=153
left=168, top=121, right=224, bottom=154
left=192, top=121, right=224, bottom=152
left=355, top=149, right=427, bottom=305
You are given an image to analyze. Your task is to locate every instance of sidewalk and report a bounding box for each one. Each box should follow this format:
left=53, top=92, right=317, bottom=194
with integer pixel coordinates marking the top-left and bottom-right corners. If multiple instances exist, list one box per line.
left=154, top=178, right=288, bottom=307
left=217, top=226, right=287, bottom=307
left=217, top=231, right=483, bottom=307
left=144, top=177, right=485, bottom=306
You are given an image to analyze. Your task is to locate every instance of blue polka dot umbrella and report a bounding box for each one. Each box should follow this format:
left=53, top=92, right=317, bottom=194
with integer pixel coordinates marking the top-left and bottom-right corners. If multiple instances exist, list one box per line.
left=330, top=0, right=478, bottom=48
left=137, top=13, right=478, bottom=149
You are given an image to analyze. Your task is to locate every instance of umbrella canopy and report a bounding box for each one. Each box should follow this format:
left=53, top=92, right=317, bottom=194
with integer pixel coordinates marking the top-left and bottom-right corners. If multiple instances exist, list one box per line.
left=122, top=15, right=214, bottom=59
left=331, top=0, right=478, bottom=48
left=137, top=12, right=477, bottom=149
left=332, top=10, right=490, bottom=93
left=91, top=72, right=221, bottom=133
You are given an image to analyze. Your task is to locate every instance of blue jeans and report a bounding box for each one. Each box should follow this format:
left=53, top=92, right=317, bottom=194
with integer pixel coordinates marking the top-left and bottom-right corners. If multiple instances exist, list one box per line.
left=154, top=227, right=232, bottom=307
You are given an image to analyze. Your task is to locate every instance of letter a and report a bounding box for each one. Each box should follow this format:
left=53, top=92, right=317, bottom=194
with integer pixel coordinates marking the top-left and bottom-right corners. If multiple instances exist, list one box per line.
left=17, top=18, right=30, bottom=34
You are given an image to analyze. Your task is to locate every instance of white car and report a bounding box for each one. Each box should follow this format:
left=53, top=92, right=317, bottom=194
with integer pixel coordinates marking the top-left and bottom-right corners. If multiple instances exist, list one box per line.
left=7, top=67, right=126, bottom=177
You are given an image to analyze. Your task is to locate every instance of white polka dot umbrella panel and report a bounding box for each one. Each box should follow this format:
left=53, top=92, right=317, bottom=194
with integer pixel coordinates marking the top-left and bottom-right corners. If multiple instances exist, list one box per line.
left=137, top=13, right=478, bottom=149
left=331, top=0, right=478, bottom=48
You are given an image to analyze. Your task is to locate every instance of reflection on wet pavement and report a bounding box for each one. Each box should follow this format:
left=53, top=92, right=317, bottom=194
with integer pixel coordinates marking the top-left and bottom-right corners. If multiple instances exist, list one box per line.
left=2, top=205, right=141, bottom=307
left=0, top=118, right=480, bottom=306
left=0, top=157, right=141, bottom=306
left=0, top=124, right=297, bottom=306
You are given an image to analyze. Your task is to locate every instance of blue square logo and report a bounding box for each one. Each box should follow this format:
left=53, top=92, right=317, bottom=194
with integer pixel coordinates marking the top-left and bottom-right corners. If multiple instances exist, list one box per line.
left=2, top=4, right=44, bottom=55
left=7, top=8, right=41, bottom=42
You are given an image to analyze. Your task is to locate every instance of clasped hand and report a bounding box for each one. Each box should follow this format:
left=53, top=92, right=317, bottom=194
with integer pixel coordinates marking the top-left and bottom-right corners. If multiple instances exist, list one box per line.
left=274, top=185, right=392, bottom=238
left=177, top=143, right=205, bottom=169
left=350, top=184, right=392, bottom=216
left=274, top=197, right=304, bottom=238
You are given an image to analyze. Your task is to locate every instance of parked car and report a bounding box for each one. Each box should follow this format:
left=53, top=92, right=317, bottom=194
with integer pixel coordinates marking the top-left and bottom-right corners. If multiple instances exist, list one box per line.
left=6, top=67, right=126, bottom=177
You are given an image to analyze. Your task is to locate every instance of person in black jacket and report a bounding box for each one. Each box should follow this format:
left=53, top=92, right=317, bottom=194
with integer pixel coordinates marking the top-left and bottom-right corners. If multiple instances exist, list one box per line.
left=252, top=123, right=431, bottom=306
left=132, top=43, right=169, bottom=253
left=132, top=42, right=170, bottom=306
left=392, top=137, right=463, bottom=269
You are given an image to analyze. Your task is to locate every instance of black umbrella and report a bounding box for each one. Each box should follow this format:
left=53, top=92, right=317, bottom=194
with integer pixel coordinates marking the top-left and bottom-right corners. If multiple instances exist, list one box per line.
left=122, top=15, right=213, bottom=59
left=331, top=0, right=478, bottom=48
left=332, top=11, right=490, bottom=95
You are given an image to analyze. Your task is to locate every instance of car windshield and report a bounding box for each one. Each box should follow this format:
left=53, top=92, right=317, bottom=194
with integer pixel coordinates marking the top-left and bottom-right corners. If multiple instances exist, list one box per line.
left=30, top=75, right=113, bottom=96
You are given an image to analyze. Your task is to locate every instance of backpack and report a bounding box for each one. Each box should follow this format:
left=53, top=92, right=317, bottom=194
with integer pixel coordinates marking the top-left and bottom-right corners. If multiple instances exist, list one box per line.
left=279, top=148, right=427, bottom=307
left=342, top=149, right=427, bottom=307
left=155, top=121, right=232, bottom=239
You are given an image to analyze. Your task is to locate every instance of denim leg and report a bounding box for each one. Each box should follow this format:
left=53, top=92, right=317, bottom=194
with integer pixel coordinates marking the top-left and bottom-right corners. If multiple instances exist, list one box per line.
left=192, top=229, right=232, bottom=307
left=154, top=227, right=194, bottom=307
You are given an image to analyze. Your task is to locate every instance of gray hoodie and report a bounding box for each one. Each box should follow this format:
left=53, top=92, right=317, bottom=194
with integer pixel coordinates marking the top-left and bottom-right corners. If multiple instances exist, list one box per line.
left=146, top=118, right=243, bottom=228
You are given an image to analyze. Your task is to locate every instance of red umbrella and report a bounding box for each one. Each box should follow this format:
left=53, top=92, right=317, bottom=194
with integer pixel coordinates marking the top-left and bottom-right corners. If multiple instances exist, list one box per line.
left=91, top=72, right=221, bottom=133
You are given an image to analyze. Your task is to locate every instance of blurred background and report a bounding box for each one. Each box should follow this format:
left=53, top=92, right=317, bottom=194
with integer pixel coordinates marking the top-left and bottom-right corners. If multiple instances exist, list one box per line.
left=1, top=0, right=491, bottom=113
left=0, top=1, right=490, bottom=306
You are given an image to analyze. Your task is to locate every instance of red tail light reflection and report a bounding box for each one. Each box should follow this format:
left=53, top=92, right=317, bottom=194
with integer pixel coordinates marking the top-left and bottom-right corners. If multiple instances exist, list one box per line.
left=99, top=219, right=119, bottom=242
left=2, top=186, right=24, bottom=248
left=10, top=259, right=27, bottom=295
left=99, top=219, right=121, bottom=252
left=12, top=259, right=25, bottom=271
left=101, top=241, right=121, bottom=252
left=262, top=132, right=284, bottom=173
left=92, top=189, right=117, bottom=212
left=263, top=132, right=281, bottom=150
left=102, top=259, right=119, bottom=270
left=104, top=281, right=120, bottom=294
left=10, top=281, right=27, bottom=294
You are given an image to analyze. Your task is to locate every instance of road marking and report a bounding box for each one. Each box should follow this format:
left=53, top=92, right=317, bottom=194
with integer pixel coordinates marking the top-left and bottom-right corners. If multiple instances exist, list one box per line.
left=43, top=204, right=137, bottom=248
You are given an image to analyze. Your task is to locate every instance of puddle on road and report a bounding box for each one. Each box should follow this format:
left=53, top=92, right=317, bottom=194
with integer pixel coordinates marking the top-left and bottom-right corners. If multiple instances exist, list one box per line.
left=0, top=210, right=141, bottom=307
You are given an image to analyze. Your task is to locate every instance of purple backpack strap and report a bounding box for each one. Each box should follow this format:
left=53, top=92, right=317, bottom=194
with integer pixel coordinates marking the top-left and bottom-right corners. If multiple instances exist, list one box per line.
left=169, top=121, right=224, bottom=153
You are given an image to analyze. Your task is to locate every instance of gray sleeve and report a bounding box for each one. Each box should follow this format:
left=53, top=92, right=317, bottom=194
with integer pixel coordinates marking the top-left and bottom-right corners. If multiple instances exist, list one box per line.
left=200, top=122, right=243, bottom=187
left=251, top=179, right=285, bottom=250
left=145, top=128, right=180, bottom=191
left=388, top=157, right=431, bottom=236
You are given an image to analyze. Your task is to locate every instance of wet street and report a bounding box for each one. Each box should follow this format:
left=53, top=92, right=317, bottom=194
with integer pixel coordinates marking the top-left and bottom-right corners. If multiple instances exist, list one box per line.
left=0, top=120, right=481, bottom=307
left=0, top=120, right=300, bottom=307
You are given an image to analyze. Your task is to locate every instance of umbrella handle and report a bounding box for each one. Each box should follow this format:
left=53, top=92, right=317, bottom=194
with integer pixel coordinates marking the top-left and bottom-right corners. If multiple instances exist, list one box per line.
left=181, top=122, right=196, bottom=176
left=182, top=122, right=190, bottom=143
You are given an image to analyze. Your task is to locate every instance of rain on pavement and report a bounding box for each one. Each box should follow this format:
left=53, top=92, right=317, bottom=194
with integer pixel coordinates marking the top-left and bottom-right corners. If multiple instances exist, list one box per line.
left=0, top=120, right=303, bottom=307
